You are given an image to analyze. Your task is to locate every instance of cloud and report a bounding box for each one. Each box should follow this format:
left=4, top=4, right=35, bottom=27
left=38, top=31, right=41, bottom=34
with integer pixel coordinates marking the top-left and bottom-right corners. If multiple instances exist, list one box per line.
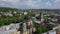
left=55, top=0, right=60, bottom=3
left=45, top=1, right=52, bottom=6
left=0, top=0, right=19, bottom=8
left=26, top=0, right=38, bottom=7
left=19, top=0, right=41, bottom=9
left=0, top=0, right=60, bottom=9
left=1, top=0, right=18, bottom=2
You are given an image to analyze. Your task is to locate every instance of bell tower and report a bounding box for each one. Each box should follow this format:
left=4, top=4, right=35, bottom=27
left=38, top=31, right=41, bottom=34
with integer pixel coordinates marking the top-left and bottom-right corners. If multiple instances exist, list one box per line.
left=23, top=23, right=27, bottom=34
left=41, top=13, right=44, bottom=23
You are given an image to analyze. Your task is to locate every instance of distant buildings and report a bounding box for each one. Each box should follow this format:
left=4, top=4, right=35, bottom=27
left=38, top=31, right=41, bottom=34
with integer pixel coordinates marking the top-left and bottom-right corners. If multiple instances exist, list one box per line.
left=12, top=11, right=20, bottom=17
left=4, top=13, right=13, bottom=16
left=0, top=11, right=21, bottom=17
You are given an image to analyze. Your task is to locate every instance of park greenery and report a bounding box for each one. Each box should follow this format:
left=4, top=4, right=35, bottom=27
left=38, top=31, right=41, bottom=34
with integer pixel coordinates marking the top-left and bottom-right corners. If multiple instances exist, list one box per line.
left=35, top=24, right=52, bottom=34
left=0, top=7, right=24, bottom=26
left=0, top=7, right=19, bottom=12
left=0, top=16, right=24, bottom=26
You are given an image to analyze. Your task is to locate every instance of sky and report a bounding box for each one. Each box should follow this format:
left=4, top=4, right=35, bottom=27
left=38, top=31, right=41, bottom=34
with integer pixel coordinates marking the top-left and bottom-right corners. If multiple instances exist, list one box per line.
left=0, top=0, right=60, bottom=9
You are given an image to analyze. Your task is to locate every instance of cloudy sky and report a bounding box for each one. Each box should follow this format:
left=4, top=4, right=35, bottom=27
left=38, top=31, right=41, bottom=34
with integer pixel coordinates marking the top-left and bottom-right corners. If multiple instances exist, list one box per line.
left=0, top=0, right=60, bottom=9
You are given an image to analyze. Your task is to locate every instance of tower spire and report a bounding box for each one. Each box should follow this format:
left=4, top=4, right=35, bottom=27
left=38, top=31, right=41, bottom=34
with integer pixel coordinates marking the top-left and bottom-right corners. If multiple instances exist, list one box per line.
left=41, top=13, right=44, bottom=23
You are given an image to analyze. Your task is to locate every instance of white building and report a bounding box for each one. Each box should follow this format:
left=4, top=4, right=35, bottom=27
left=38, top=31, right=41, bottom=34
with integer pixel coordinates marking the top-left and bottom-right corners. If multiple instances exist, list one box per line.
left=0, top=23, right=21, bottom=34
left=4, top=13, right=13, bottom=16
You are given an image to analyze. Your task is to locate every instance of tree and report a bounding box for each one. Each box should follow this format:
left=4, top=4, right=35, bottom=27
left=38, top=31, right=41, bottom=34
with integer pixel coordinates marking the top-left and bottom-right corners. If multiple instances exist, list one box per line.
left=35, top=23, right=52, bottom=34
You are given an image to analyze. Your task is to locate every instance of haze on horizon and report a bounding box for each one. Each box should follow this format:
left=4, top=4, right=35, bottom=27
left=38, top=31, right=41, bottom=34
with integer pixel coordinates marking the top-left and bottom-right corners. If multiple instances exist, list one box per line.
left=0, top=0, right=60, bottom=9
